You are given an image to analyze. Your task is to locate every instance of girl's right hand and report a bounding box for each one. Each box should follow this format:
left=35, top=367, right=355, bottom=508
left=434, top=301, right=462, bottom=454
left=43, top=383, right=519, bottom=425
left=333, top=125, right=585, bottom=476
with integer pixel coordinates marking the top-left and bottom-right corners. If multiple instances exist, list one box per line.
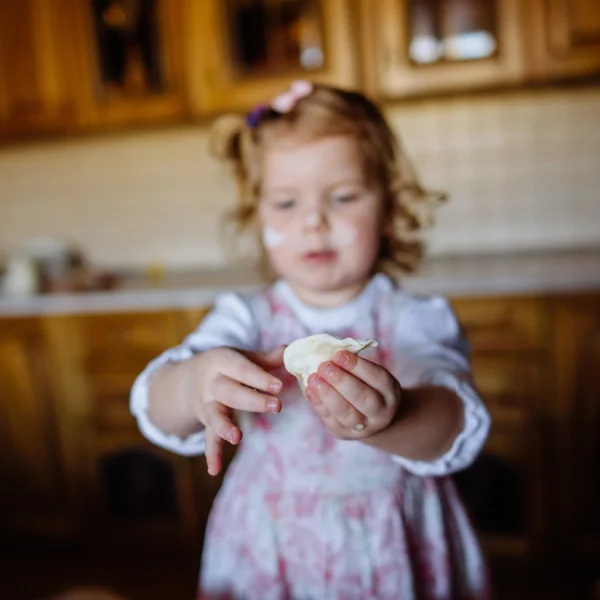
left=189, top=346, right=285, bottom=475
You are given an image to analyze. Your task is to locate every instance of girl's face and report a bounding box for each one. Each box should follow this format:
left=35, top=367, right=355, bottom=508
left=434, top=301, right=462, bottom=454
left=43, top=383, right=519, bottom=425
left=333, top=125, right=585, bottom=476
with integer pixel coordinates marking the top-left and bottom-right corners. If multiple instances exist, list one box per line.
left=258, top=135, right=383, bottom=305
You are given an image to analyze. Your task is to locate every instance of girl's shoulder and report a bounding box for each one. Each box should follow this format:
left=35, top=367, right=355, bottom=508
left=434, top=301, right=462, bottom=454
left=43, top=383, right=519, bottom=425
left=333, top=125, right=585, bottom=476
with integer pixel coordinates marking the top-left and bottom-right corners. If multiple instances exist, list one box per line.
left=384, top=278, right=461, bottom=345
left=375, top=273, right=454, bottom=315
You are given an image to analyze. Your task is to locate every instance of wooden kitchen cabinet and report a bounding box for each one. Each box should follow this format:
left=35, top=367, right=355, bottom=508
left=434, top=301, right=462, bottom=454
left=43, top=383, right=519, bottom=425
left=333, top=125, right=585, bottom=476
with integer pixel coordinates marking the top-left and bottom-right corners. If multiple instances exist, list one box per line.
left=70, top=0, right=188, bottom=128
left=0, top=318, right=70, bottom=538
left=361, top=0, right=528, bottom=98
left=185, top=0, right=359, bottom=114
left=1, top=291, right=599, bottom=565
left=0, top=0, right=82, bottom=137
left=551, top=294, right=600, bottom=560
left=59, top=309, right=214, bottom=552
left=0, top=0, right=188, bottom=140
left=0, top=309, right=220, bottom=554
left=529, top=0, right=600, bottom=81
left=3, top=0, right=600, bottom=142
left=452, top=296, right=550, bottom=558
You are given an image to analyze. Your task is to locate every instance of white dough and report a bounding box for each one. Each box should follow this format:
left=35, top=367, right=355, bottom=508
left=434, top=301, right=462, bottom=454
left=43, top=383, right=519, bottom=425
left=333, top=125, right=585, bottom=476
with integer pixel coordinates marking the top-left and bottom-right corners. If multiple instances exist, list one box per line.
left=283, top=333, right=378, bottom=390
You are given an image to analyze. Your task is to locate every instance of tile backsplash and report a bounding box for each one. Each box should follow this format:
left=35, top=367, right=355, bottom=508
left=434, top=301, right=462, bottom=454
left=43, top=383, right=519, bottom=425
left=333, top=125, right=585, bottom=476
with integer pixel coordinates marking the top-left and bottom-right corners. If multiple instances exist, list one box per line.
left=1, top=88, right=599, bottom=270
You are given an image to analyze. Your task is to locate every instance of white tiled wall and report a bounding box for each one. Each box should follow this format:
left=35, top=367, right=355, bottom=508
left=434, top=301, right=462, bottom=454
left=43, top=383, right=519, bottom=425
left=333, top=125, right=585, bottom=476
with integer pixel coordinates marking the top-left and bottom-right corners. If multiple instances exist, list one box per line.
left=389, top=88, right=600, bottom=256
left=1, top=88, right=599, bottom=270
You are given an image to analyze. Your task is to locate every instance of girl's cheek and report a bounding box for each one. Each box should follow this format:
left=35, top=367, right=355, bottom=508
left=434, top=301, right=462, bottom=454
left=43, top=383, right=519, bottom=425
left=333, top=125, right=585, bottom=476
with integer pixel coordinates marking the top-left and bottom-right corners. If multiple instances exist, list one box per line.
left=331, top=220, right=358, bottom=247
left=262, top=227, right=284, bottom=249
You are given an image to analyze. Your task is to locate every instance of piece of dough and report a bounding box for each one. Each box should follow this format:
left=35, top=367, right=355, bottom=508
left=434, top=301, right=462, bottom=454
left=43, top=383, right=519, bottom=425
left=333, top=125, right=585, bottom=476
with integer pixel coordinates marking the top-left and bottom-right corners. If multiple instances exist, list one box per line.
left=283, top=333, right=378, bottom=390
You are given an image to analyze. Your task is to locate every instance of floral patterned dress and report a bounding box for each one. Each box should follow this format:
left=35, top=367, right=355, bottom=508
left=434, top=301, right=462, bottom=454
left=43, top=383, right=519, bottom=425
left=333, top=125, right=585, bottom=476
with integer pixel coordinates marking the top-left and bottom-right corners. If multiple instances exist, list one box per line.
left=131, top=274, right=491, bottom=600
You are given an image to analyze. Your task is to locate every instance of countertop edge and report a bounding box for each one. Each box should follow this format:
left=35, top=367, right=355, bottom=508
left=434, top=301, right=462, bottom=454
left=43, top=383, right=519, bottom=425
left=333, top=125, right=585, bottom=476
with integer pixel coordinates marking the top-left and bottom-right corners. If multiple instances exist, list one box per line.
left=1, top=274, right=599, bottom=318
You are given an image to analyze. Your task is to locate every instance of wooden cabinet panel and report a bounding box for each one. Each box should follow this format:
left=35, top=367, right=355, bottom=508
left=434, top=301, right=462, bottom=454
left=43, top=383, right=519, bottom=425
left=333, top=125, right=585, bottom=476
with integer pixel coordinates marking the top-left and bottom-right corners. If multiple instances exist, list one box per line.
left=530, top=0, right=600, bottom=80
left=79, top=310, right=182, bottom=359
left=61, top=309, right=216, bottom=553
left=451, top=295, right=550, bottom=559
left=470, top=354, right=545, bottom=411
left=551, top=294, right=600, bottom=557
left=0, top=0, right=82, bottom=137
left=186, top=0, right=359, bottom=113
left=456, top=407, right=544, bottom=558
left=362, top=0, right=527, bottom=98
left=0, top=318, right=69, bottom=536
left=452, top=296, right=546, bottom=352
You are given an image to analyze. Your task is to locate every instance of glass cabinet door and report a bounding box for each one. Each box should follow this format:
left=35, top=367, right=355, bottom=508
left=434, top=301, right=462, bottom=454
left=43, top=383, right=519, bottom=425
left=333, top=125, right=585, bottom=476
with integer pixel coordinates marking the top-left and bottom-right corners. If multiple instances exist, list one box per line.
left=187, top=0, right=358, bottom=113
left=225, top=0, right=325, bottom=76
left=407, top=0, right=498, bottom=65
left=78, top=0, right=186, bottom=125
left=368, top=0, right=526, bottom=98
left=90, top=0, right=167, bottom=100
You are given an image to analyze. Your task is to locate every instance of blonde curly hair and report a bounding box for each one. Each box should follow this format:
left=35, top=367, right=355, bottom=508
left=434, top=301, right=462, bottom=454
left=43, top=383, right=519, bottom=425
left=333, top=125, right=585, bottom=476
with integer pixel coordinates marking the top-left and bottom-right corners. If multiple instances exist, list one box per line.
left=210, top=83, right=446, bottom=275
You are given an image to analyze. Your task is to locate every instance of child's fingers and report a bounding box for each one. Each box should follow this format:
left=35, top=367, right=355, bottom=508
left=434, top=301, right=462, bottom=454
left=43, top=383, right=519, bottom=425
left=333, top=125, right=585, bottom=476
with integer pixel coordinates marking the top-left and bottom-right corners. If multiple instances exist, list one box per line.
left=203, top=402, right=242, bottom=445
left=306, top=373, right=366, bottom=430
left=205, top=428, right=224, bottom=476
left=332, top=351, right=393, bottom=397
left=305, top=387, right=332, bottom=419
left=318, top=360, right=385, bottom=417
left=220, top=349, right=283, bottom=395
left=214, top=375, right=281, bottom=413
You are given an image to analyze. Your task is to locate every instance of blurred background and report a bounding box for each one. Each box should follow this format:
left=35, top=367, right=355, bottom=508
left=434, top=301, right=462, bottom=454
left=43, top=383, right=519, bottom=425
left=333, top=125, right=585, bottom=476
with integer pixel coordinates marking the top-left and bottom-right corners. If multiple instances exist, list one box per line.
left=0, top=1, right=599, bottom=598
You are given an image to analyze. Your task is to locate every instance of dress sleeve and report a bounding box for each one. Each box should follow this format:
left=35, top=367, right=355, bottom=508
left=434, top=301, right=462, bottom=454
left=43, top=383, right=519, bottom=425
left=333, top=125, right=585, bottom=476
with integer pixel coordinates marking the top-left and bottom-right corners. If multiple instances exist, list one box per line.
left=129, top=292, right=259, bottom=456
left=390, top=294, right=491, bottom=476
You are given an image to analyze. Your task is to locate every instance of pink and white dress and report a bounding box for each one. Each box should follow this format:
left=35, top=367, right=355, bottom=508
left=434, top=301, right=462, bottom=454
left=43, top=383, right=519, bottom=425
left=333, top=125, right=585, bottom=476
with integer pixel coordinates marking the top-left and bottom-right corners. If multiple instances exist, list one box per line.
left=131, top=274, right=491, bottom=600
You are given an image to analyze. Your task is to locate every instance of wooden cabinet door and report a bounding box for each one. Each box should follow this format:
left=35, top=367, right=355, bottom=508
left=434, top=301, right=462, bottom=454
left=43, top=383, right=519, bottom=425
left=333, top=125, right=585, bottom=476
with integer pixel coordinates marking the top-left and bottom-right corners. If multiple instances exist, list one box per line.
left=451, top=296, right=550, bottom=559
left=0, top=0, right=82, bottom=138
left=186, top=0, right=359, bottom=113
left=551, top=293, right=600, bottom=559
left=530, top=0, right=600, bottom=80
left=49, top=310, right=216, bottom=553
left=71, top=0, right=188, bottom=128
left=0, top=318, right=69, bottom=537
left=361, top=0, right=527, bottom=98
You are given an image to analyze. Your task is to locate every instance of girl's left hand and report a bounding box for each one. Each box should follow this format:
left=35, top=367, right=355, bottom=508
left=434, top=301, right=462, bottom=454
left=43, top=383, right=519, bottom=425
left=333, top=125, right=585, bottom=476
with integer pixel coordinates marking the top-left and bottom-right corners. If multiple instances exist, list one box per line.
left=305, top=350, right=402, bottom=439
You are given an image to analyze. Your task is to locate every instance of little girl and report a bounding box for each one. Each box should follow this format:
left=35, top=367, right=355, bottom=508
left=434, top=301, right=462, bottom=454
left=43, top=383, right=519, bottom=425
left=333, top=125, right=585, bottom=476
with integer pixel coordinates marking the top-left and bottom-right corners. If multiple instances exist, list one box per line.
left=131, top=81, right=491, bottom=600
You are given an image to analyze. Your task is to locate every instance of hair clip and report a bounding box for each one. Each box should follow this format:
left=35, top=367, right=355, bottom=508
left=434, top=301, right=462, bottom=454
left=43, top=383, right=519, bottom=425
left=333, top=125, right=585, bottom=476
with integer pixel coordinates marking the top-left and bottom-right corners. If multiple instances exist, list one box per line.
left=271, top=80, right=313, bottom=113
left=245, top=80, right=314, bottom=128
left=245, top=103, right=270, bottom=128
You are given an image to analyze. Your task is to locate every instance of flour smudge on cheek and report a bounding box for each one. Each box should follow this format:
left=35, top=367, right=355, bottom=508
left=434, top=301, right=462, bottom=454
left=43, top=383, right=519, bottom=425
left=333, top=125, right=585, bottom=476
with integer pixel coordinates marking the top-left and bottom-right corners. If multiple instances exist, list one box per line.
left=262, top=227, right=285, bottom=249
left=331, top=221, right=358, bottom=247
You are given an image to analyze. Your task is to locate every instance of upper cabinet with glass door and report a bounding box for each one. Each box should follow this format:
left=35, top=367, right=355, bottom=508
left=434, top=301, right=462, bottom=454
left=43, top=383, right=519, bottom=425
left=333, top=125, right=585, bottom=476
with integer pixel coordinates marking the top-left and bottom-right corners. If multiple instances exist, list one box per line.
left=362, top=0, right=527, bottom=98
left=72, top=0, right=187, bottom=127
left=186, top=0, right=359, bottom=113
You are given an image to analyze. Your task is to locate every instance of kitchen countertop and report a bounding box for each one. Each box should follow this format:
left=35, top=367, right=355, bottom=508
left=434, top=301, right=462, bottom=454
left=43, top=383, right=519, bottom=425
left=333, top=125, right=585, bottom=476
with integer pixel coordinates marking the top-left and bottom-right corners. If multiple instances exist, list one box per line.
left=1, top=248, right=599, bottom=317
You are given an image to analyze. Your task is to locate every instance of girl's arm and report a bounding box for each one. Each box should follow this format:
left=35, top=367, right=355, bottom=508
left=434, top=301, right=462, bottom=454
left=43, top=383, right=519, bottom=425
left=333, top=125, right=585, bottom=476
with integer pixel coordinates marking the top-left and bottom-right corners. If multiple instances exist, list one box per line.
left=305, top=295, right=490, bottom=476
left=146, top=355, right=206, bottom=440
left=361, top=384, right=464, bottom=462
left=130, top=292, right=261, bottom=456
left=381, top=296, right=491, bottom=475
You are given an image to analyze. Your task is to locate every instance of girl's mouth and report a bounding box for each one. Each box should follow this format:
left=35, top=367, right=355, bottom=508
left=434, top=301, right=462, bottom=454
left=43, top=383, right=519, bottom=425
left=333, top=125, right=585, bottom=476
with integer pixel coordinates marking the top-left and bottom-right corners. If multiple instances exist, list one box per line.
left=303, top=250, right=337, bottom=265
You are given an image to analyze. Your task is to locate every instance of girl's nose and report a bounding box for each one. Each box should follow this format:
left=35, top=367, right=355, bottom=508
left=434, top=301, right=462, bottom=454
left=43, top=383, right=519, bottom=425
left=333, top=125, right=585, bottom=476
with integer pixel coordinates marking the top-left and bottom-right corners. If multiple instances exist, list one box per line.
left=303, top=210, right=326, bottom=232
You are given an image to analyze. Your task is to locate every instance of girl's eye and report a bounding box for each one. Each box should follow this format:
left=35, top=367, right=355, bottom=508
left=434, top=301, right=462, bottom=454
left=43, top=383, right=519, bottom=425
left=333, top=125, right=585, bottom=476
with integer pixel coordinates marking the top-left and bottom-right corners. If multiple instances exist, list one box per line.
left=333, top=192, right=359, bottom=204
left=274, top=199, right=296, bottom=210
